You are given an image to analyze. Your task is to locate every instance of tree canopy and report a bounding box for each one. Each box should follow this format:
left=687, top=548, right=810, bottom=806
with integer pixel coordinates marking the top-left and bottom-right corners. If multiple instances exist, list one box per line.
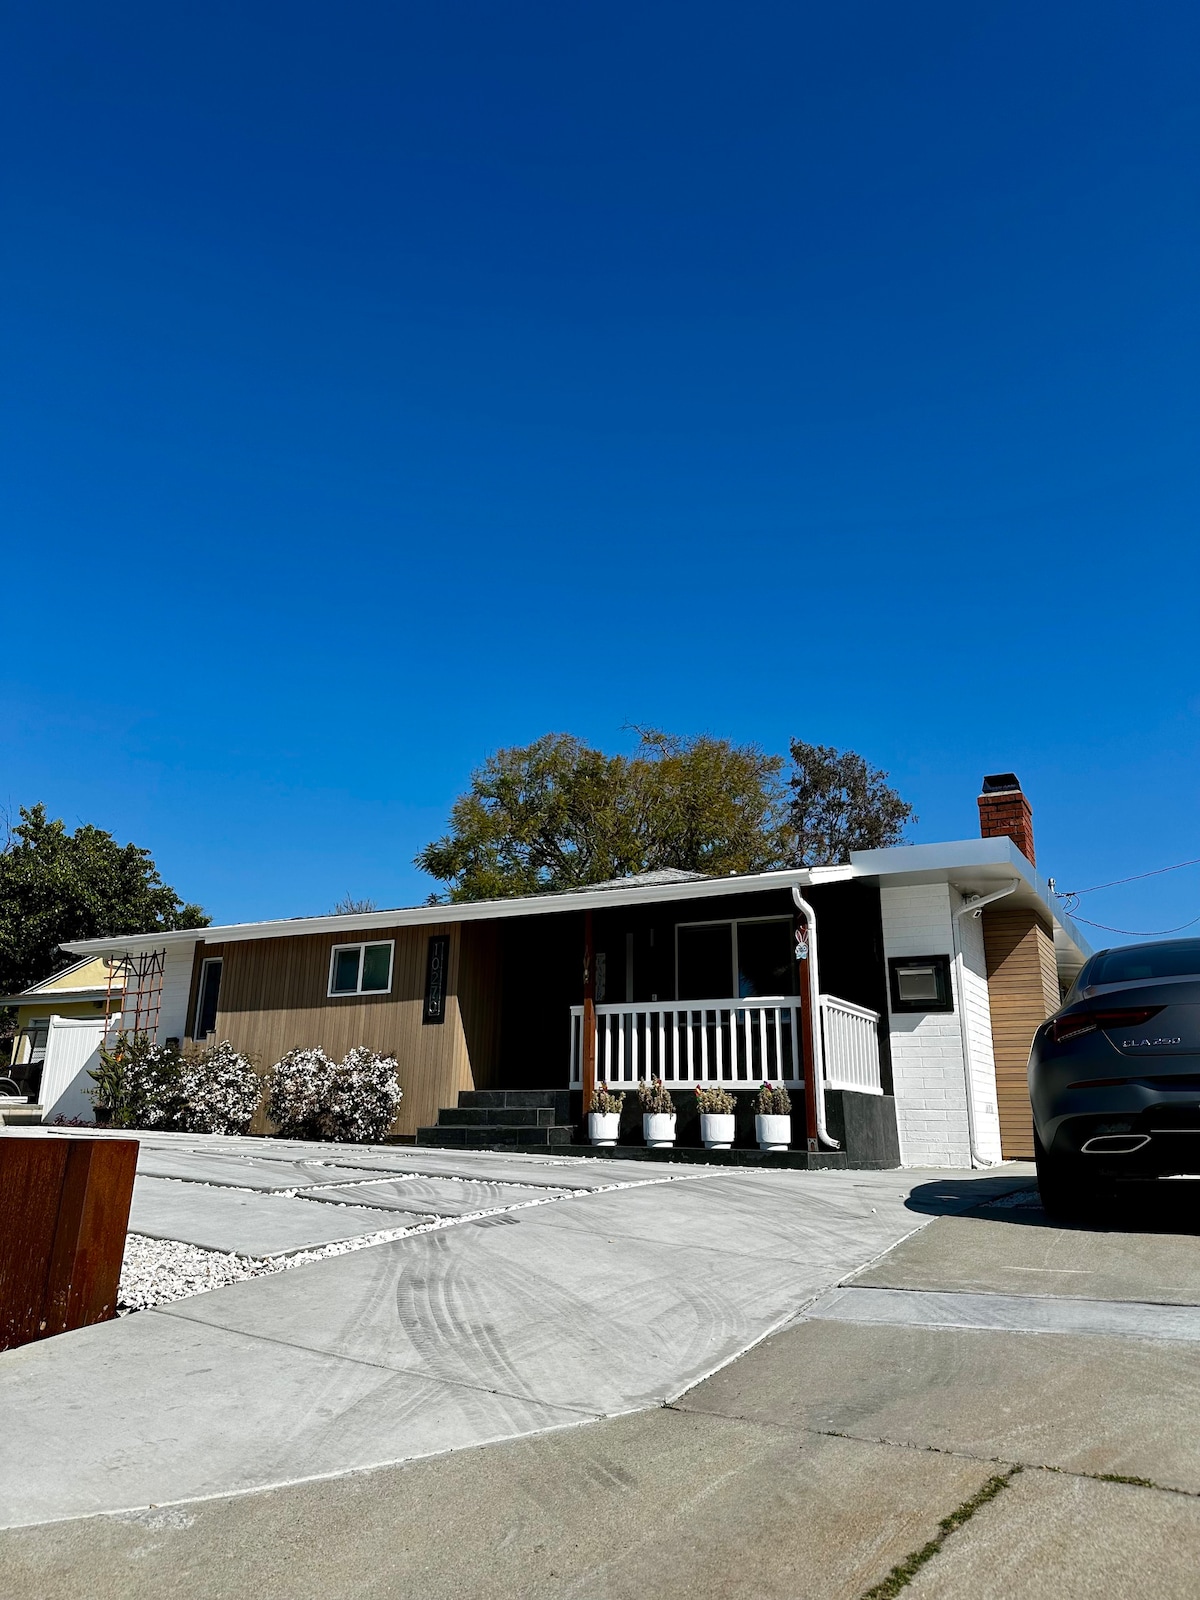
left=416, top=731, right=914, bottom=901
left=785, top=740, right=916, bottom=865
left=0, top=804, right=209, bottom=995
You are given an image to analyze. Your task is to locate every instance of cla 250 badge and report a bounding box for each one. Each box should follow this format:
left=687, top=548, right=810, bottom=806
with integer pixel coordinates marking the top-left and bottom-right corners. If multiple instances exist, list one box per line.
left=1123, top=1037, right=1183, bottom=1047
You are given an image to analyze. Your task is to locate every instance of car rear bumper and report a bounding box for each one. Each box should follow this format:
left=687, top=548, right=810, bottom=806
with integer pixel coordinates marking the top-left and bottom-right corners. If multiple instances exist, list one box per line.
left=1040, top=1093, right=1200, bottom=1177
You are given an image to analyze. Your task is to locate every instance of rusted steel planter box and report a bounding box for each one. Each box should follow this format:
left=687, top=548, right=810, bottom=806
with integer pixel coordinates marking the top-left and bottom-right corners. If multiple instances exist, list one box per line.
left=0, top=1135, right=138, bottom=1351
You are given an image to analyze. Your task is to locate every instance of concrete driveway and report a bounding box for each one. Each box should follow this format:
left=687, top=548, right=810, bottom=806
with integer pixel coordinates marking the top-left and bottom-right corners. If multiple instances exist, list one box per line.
left=0, top=1132, right=1011, bottom=1528
left=7, top=1137, right=1200, bottom=1597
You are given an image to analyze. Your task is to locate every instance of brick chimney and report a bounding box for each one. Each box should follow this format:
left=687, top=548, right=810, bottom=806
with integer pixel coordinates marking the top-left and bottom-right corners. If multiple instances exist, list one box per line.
left=978, top=773, right=1035, bottom=865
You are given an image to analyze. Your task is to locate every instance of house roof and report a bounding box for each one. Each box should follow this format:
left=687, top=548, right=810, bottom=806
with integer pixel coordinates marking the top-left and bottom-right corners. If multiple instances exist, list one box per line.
left=0, top=952, right=127, bottom=1006
left=59, top=838, right=1091, bottom=977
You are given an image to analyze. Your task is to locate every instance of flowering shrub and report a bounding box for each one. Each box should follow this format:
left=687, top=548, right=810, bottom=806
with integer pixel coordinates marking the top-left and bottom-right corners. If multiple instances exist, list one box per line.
left=88, top=1031, right=260, bottom=1134
left=636, top=1076, right=675, bottom=1116
left=752, top=1081, right=792, bottom=1116
left=89, top=1031, right=182, bottom=1128
left=694, top=1085, right=735, bottom=1115
left=588, top=1084, right=625, bottom=1115
left=177, top=1041, right=261, bottom=1135
left=266, top=1045, right=402, bottom=1143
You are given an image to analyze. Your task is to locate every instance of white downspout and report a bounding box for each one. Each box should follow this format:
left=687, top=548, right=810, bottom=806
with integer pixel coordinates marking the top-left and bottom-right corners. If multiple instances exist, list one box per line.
left=951, top=881, right=1019, bottom=1168
left=791, top=886, right=839, bottom=1149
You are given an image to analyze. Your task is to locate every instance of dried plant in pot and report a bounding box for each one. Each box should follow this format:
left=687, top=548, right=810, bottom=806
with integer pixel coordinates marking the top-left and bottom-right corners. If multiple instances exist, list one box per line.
left=694, top=1084, right=736, bottom=1150
left=637, top=1076, right=677, bottom=1148
left=752, top=1082, right=792, bottom=1151
left=587, top=1084, right=625, bottom=1146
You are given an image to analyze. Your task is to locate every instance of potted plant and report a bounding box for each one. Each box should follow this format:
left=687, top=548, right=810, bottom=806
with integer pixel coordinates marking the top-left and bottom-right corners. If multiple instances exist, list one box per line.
left=753, top=1082, right=792, bottom=1150
left=695, top=1085, right=736, bottom=1149
left=637, top=1077, right=677, bottom=1148
left=587, top=1084, right=625, bottom=1146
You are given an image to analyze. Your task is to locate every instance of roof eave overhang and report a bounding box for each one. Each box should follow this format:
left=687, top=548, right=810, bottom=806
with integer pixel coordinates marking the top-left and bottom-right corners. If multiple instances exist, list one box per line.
left=59, top=843, right=1091, bottom=981
left=60, top=867, right=847, bottom=957
left=849, top=837, right=1092, bottom=978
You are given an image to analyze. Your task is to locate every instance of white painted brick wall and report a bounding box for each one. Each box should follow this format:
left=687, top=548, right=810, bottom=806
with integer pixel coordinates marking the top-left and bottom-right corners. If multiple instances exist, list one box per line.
left=881, top=884, right=972, bottom=1168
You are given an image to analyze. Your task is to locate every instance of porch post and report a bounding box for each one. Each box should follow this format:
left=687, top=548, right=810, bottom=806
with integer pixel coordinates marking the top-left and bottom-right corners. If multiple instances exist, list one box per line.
left=795, top=913, right=820, bottom=1153
left=582, top=908, right=597, bottom=1113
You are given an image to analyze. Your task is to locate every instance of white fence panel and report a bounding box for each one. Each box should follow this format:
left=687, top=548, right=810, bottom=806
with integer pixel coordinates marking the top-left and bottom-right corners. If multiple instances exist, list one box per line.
left=39, top=1015, right=106, bottom=1123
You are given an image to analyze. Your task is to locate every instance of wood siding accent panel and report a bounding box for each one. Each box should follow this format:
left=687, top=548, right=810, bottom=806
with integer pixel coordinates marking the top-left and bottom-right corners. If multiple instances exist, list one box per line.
left=209, top=923, right=479, bottom=1139
left=982, top=907, right=1057, bottom=1160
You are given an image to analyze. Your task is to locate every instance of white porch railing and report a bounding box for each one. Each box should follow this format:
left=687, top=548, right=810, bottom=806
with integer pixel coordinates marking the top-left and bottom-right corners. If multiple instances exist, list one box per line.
left=569, top=997, right=801, bottom=1088
left=568, top=993, right=882, bottom=1094
left=819, top=995, right=883, bottom=1095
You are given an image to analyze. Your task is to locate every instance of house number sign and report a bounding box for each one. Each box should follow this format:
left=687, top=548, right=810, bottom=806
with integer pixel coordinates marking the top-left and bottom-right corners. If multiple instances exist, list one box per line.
left=423, top=935, right=449, bottom=1025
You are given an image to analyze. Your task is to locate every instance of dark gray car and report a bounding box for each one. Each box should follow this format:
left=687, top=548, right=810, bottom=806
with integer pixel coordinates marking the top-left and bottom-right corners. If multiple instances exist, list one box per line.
left=1029, top=936, right=1200, bottom=1217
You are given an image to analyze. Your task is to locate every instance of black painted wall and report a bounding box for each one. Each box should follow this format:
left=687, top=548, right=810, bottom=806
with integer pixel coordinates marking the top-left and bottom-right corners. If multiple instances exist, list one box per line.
left=490, top=880, right=893, bottom=1092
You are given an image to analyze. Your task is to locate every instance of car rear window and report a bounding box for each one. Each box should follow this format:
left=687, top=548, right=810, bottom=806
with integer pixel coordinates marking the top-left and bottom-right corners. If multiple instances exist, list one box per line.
left=1091, top=940, right=1200, bottom=985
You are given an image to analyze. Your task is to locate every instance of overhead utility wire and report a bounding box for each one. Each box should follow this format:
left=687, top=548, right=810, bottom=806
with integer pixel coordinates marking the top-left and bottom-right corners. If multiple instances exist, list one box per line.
left=1066, top=911, right=1200, bottom=937
left=1052, top=854, right=1200, bottom=939
left=1056, top=856, right=1200, bottom=899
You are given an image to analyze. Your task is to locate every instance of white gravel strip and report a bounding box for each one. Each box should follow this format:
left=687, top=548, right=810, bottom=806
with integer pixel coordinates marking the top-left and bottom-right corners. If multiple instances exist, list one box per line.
left=118, top=1168, right=704, bottom=1314
left=118, top=1235, right=278, bottom=1312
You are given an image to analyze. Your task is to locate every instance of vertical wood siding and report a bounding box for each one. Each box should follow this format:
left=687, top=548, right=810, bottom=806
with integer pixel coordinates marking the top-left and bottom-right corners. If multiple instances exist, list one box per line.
left=188, top=922, right=499, bottom=1139
left=982, top=907, right=1058, bottom=1159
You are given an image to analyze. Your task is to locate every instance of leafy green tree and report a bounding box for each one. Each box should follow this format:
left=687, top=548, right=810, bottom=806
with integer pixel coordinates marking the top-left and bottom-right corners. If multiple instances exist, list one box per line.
left=0, top=804, right=209, bottom=994
left=418, top=731, right=916, bottom=900
left=783, top=740, right=915, bottom=864
left=416, top=730, right=786, bottom=901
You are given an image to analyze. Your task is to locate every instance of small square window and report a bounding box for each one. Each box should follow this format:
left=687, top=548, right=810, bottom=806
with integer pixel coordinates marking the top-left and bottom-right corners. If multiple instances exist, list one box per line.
left=328, top=941, right=393, bottom=997
left=888, top=954, right=953, bottom=1014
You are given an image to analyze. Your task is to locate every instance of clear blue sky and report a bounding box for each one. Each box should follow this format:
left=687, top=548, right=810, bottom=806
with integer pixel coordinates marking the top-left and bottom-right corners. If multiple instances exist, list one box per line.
left=4, top=2, right=1198, bottom=941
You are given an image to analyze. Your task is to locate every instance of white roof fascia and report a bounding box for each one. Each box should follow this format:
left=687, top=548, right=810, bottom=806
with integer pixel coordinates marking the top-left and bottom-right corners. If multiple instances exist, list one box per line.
left=849, top=837, right=1093, bottom=974
left=60, top=868, right=824, bottom=958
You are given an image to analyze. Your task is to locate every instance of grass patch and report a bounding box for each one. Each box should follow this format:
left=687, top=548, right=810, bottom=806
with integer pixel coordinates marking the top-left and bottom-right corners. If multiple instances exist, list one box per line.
left=860, top=1467, right=1020, bottom=1599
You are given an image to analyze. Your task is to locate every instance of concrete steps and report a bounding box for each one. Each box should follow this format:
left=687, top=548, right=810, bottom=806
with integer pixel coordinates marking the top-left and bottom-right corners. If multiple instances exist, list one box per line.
left=416, top=1090, right=577, bottom=1150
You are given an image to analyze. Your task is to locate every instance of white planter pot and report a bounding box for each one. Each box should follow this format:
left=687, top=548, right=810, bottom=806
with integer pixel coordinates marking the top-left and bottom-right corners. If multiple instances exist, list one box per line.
left=643, top=1112, right=677, bottom=1148
left=756, top=1113, right=791, bottom=1151
left=700, top=1112, right=735, bottom=1150
left=588, top=1111, right=620, bottom=1147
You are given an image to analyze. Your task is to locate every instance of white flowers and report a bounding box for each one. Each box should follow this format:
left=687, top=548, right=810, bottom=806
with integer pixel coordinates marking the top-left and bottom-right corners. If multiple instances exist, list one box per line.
left=266, top=1045, right=402, bottom=1143
left=177, top=1041, right=261, bottom=1135
left=94, top=1033, right=259, bottom=1134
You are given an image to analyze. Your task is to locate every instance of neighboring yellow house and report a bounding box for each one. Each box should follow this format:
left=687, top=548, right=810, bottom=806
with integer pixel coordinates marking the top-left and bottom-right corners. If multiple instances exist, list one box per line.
left=1, top=956, right=124, bottom=1101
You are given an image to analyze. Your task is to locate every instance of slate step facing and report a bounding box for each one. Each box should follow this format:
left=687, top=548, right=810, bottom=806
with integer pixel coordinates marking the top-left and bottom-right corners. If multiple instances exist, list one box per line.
left=417, top=1086, right=578, bottom=1151
left=437, top=1106, right=559, bottom=1128
left=415, top=1126, right=575, bottom=1150
left=457, top=1090, right=572, bottom=1115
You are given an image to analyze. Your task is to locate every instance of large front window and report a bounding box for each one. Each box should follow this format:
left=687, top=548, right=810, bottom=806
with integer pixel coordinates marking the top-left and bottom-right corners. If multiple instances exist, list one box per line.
left=328, top=941, right=394, bottom=997
left=676, top=918, right=797, bottom=1000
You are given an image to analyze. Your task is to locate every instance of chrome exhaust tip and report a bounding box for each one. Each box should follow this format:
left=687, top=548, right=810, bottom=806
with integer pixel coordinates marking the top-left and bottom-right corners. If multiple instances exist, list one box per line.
left=1081, top=1133, right=1150, bottom=1155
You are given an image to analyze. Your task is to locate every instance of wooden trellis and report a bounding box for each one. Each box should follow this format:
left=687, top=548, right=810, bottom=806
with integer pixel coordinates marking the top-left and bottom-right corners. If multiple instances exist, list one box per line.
left=102, top=949, right=166, bottom=1042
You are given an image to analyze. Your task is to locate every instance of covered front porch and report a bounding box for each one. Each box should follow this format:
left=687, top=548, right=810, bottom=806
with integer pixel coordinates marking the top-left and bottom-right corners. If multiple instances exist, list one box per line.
left=419, top=874, right=901, bottom=1166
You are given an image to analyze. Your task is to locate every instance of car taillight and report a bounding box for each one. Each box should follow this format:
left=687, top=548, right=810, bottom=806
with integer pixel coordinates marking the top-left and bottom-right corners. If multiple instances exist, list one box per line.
left=1052, top=1006, right=1164, bottom=1044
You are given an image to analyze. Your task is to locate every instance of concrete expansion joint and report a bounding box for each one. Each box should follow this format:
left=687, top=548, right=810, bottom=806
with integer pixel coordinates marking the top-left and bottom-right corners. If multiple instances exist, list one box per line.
left=805, top=1423, right=1198, bottom=1505
left=857, top=1464, right=1021, bottom=1599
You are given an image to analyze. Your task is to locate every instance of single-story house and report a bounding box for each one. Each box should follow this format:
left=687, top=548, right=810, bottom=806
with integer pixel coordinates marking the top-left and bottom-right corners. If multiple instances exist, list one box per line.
left=33, top=775, right=1089, bottom=1167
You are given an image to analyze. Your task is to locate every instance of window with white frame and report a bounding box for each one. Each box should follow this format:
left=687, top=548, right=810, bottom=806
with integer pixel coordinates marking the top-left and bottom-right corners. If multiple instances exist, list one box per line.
left=328, top=941, right=394, bottom=997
